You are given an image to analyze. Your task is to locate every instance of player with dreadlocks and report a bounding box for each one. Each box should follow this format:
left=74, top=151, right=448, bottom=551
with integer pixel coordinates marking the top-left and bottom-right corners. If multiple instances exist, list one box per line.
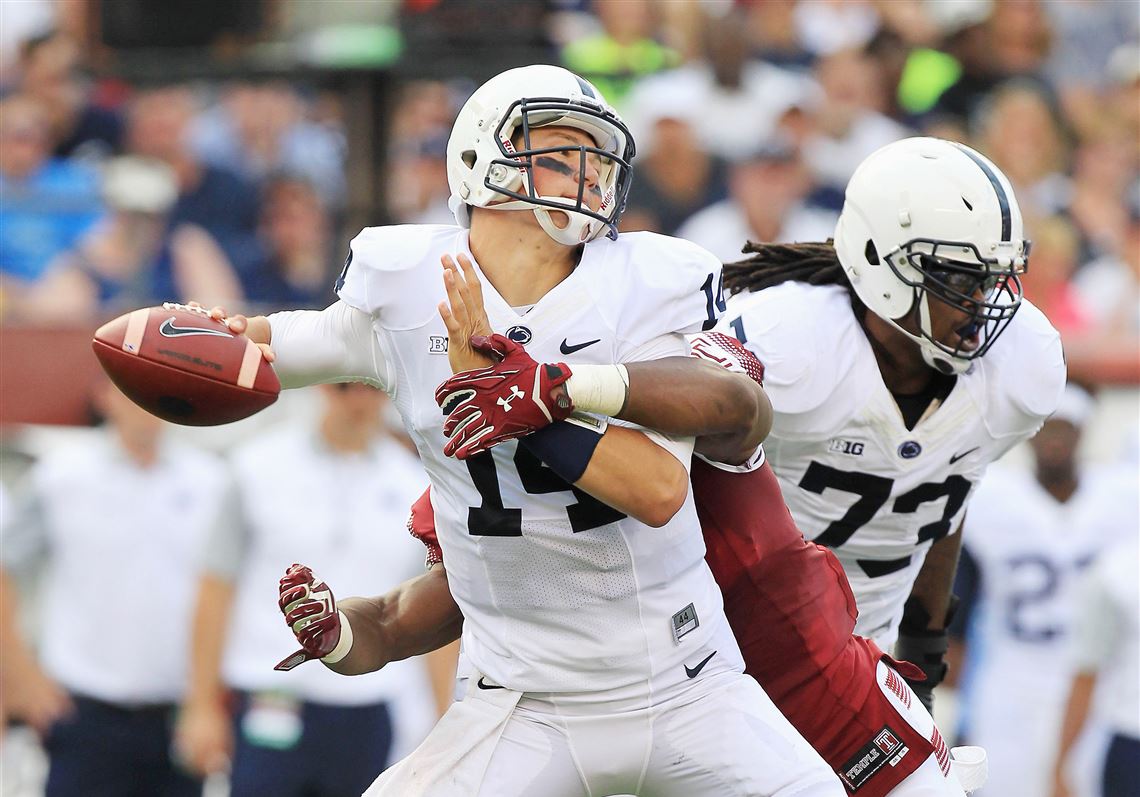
left=717, top=138, right=1064, bottom=717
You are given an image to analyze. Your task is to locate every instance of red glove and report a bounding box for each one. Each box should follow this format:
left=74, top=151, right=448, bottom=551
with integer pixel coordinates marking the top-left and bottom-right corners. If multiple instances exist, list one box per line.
left=274, top=564, right=342, bottom=671
left=408, top=488, right=444, bottom=568
left=688, top=332, right=765, bottom=386
left=434, top=334, right=574, bottom=459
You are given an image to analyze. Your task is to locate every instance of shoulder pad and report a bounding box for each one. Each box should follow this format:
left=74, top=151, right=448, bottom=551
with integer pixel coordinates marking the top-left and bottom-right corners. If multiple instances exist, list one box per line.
left=335, top=224, right=459, bottom=329
left=721, top=283, right=865, bottom=432
left=968, top=300, right=1065, bottom=441
left=585, top=232, right=725, bottom=357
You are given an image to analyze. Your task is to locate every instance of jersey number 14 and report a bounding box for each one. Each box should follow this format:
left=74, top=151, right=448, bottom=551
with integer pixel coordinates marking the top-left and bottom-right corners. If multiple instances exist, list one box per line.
left=465, top=446, right=626, bottom=536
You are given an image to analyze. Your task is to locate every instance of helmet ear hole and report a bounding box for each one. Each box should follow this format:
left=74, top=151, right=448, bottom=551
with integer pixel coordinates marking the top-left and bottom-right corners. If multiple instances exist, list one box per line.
left=461, top=150, right=477, bottom=169
left=864, top=240, right=880, bottom=265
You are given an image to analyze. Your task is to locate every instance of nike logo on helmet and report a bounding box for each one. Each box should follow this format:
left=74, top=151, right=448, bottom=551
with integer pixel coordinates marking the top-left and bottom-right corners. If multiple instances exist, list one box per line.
left=158, top=317, right=233, bottom=339
left=684, top=650, right=716, bottom=679
left=560, top=337, right=601, bottom=355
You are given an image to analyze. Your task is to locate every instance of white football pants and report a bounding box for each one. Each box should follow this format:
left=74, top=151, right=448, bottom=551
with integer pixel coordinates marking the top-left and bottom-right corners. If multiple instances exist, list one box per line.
left=368, top=650, right=843, bottom=796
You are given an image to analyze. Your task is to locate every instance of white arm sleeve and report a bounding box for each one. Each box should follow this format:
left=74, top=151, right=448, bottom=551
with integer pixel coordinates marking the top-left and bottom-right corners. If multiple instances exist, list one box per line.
left=267, top=300, right=390, bottom=391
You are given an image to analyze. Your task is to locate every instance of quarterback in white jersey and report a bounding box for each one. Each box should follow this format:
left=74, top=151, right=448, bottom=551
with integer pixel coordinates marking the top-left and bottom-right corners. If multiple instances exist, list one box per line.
left=950, top=386, right=1137, bottom=797
left=214, top=65, right=841, bottom=797
left=715, top=138, right=1066, bottom=708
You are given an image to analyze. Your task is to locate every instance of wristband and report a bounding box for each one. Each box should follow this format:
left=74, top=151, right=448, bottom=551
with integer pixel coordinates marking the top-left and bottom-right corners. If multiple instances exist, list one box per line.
left=564, top=364, right=629, bottom=417
left=321, top=611, right=355, bottom=664
left=520, top=419, right=606, bottom=483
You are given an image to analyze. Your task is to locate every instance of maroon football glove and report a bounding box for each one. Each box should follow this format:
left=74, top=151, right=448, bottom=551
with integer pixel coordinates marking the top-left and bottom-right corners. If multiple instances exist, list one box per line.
left=274, top=564, right=342, bottom=671
left=434, top=334, right=575, bottom=459
left=688, top=332, right=766, bottom=386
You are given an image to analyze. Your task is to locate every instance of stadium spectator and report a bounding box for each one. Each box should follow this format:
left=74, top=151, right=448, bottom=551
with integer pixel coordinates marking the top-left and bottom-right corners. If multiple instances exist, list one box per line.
left=625, top=7, right=819, bottom=162
left=560, top=0, right=680, bottom=112
left=385, top=131, right=452, bottom=226
left=974, top=80, right=1069, bottom=220
left=13, top=30, right=124, bottom=161
left=175, top=383, right=448, bottom=796
left=0, top=380, right=230, bottom=797
left=1074, top=199, right=1140, bottom=339
left=191, top=81, right=346, bottom=210
left=675, top=136, right=836, bottom=263
left=733, top=0, right=811, bottom=69
left=801, top=47, right=912, bottom=202
left=903, top=0, right=997, bottom=122
left=239, top=174, right=338, bottom=310
left=948, top=385, right=1135, bottom=797
left=1016, top=216, right=1089, bottom=339
left=986, top=0, right=1053, bottom=82
left=126, top=85, right=261, bottom=273
left=1043, top=5, right=1138, bottom=138
left=792, top=0, right=880, bottom=59
left=1065, top=128, right=1136, bottom=265
left=12, top=155, right=243, bottom=321
left=0, top=94, right=102, bottom=286
left=621, top=87, right=729, bottom=235
left=1065, top=193, right=1140, bottom=384
left=384, top=79, right=458, bottom=225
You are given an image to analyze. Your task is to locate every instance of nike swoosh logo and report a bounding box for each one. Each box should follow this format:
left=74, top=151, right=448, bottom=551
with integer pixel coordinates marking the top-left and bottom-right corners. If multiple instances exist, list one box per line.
left=949, top=447, right=980, bottom=465
left=158, top=317, right=233, bottom=339
left=684, top=650, right=716, bottom=679
left=476, top=676, right=504, bottom=690
left=559, top=338, right=601, bottom=355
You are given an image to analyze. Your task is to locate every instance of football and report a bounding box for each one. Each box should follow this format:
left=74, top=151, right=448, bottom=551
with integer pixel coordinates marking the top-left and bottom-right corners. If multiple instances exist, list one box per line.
left=92, top=302, right=280, bottom=426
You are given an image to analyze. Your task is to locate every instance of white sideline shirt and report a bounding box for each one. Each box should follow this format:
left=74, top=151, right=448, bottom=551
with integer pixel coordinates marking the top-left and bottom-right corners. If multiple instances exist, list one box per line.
left=201, top=422, right=429, bottom=706
left=1, top=435, right=229, bottom=704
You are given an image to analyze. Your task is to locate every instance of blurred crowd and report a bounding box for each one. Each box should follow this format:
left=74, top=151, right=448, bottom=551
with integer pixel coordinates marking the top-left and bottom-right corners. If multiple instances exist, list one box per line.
left=1, top=1, right=1138, bottom=796
left=1, top=0, right=1137, bottom=386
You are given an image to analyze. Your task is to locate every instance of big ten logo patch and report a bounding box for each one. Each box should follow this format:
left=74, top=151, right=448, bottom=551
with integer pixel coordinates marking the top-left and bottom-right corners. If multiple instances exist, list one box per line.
left=428, top=336, right=448, bottom=354
left=829, top=438, right=865, bottom=457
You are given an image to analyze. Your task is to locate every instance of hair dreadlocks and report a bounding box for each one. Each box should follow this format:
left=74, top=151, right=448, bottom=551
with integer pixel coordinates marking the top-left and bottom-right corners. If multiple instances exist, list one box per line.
left=722, top=239, right=867, bottom=317
left=723, top=240, right=848, bottom=294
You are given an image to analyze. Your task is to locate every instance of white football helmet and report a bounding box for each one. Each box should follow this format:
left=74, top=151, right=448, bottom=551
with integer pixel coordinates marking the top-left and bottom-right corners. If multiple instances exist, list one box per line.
left=446, top=65, right=635, bottom=246
left=834, top=137, right=1029, bottom=375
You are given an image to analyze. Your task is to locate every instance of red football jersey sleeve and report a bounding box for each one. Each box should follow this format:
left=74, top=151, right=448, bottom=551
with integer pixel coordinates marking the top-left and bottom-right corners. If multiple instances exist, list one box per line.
left=407, top=487, right=443, bottom=568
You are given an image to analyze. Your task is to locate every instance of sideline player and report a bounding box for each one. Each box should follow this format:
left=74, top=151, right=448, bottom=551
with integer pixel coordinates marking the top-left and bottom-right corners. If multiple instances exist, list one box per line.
left=948, top=385, right=1137, bottom=797
left=214, top=65, right=842, bottom=797
left=715, top=137, right=1066, bottom=708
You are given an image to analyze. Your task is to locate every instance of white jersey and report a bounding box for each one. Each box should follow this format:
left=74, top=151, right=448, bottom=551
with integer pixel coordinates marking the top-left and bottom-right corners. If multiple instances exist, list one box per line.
left=957, top=463, right=1138, bottom=797
left=293, top=224, right=733, bottom=695
left=1075, top=534, right=1140, bottom=740
left=719, top=281, right=1065, bottom=648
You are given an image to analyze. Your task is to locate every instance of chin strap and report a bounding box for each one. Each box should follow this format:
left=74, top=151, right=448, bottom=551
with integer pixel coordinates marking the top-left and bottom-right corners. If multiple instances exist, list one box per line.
left=895, top=595, right=959, bottom=711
